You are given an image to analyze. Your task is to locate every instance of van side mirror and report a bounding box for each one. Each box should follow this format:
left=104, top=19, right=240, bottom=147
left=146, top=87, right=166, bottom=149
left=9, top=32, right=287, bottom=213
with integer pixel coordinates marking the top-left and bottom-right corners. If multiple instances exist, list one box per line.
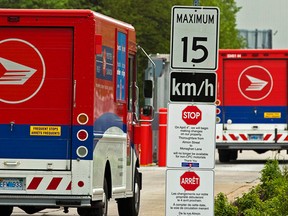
left=144, top=80, right=153, bottom=98
left=142, top=105, right=153, bottom=116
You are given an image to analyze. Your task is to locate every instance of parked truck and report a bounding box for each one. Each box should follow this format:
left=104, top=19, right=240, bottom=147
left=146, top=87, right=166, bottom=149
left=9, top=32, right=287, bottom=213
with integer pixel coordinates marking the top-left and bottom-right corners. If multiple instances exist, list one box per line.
left=216, top=49, right=288, bottom=162
left=0, top=9, right=153, bottom=216
left=148, top=50, right=288, bottom=164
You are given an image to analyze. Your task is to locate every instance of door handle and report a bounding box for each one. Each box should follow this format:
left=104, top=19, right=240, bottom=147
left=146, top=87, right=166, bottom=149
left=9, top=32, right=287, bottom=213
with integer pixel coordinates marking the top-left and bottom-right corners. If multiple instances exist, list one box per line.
left=4, top=161, right=20, bottom=166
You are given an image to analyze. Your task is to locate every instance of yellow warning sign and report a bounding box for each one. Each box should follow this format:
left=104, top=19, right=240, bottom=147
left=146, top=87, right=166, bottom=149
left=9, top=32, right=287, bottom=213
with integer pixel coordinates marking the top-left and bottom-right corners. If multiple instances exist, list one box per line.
left=30, top=126, right=61, bottom=136
left=264, top=112, right=281, bottom=119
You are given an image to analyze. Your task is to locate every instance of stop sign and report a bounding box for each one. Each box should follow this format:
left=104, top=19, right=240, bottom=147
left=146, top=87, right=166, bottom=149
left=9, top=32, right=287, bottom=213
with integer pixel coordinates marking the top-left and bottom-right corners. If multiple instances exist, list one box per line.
left=182, top=106, right=202, bottom=125
left=180, top=171, right=200, bottom=191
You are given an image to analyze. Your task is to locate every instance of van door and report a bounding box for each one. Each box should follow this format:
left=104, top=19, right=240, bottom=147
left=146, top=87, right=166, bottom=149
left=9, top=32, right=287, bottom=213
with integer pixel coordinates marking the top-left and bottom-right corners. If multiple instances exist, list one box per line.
left=223, top=59, right=287, bottom=132
left=0, top=27, right=73, bottom=170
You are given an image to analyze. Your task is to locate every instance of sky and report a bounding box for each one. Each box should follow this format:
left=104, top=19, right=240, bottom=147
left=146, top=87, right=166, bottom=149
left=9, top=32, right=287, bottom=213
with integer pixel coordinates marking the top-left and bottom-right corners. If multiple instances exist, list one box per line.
left=235, top=0, right=288, bottom=48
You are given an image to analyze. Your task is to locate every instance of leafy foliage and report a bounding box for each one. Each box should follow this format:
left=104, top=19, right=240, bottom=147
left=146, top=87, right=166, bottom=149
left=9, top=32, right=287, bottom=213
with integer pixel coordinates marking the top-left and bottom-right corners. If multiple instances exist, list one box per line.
left=215, top=159, right=288, bottom=216
left=0, top=0, right=244, bottom=52
left=214, top=193, right=238, bottom=216
left=0, top=0, right=104, bottom=12
left=201, top=0, right=246, bottom=49
left=0, top=0, right=244, bottom=104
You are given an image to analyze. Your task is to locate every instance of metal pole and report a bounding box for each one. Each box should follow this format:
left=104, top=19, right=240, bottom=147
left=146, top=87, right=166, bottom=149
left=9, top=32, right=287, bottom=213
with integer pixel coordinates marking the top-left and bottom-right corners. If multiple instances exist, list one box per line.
left=255, top=29, right=258, bottom=49
left=194, top=0, right=200, bottom=6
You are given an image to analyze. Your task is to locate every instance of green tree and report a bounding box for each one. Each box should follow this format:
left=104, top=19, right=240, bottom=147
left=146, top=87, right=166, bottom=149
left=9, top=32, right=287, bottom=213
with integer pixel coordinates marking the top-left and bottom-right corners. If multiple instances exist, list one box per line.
left=0, top=0, right=244, bottom=103
left=95, top=0, right=245, bottom=52
left=201, top=0, right=245, bottom=48
left=94, top=1, right=244, bottom=99
left=0, top=0, right=244, bottom=51
left=95, top=0, right=186, bottom=54
left=0, top=0, right=98, bottom=10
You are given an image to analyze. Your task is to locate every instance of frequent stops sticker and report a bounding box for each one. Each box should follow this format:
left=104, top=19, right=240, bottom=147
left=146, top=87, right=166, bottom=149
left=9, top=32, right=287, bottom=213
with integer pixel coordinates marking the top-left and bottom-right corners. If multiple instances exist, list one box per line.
left=0, top=38, right=45, bottom=104
left=30, top=126, right=61, bottom=136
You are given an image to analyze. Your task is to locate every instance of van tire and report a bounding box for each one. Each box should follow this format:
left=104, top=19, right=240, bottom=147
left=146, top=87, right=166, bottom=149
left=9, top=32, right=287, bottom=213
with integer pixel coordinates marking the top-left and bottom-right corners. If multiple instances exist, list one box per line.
left=95, top=178, right=108, bottom=216
left=0, top=206, right=13, bottom=216
left=218, top=149, right=230, bottom=162
left=117, top=169, right=141, bottom=216
left=230, top=150, right=238, bottom=161
left=77, top=179, right=108, bottom=216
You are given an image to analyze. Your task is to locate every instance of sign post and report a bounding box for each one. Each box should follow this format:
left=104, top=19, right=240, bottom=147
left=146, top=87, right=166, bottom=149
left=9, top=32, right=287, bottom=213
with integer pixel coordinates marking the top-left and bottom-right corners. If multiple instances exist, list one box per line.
left=194, top=0, right=200, bottom=6
left=166, top=5, right=219, bottom=216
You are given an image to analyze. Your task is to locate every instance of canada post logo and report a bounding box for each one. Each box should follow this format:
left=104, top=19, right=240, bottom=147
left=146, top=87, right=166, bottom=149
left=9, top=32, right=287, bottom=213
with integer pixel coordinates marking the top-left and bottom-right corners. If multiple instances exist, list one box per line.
left=0, top=39, right=45, bottom=104
left=238, top=65, right=273, bottom=101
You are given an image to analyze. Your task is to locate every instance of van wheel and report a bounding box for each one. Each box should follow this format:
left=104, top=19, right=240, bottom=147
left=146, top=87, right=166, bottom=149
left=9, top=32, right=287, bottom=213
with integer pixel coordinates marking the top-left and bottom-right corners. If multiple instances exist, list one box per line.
left=95, top=178, right=108, bottom=216
left=218, top=149, right=230, bottom=162
left=77, top=207, right=90, bottom=216
left=77, top=179, right=108, bottom=216
left=230, top=150, right=238, bottom=161
left=0, top=206, right=13, bottom=216
left=117, top=169, right=141, bottom=216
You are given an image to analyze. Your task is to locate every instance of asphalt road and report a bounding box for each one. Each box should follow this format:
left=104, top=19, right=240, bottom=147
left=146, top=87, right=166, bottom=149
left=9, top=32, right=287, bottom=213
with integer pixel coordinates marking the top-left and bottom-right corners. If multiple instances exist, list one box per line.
left=11, top=150, right=288, bottom=216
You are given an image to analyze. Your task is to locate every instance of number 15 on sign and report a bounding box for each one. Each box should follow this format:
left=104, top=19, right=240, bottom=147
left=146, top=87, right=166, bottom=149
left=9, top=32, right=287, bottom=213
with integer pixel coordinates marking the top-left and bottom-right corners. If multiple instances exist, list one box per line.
left=170, top=6, right=219, bottom=70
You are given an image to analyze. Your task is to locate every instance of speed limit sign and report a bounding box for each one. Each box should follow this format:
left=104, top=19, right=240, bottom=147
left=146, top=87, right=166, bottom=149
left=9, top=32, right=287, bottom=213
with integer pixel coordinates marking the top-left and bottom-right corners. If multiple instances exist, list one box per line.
left=170, top=6, right=219, bottom=71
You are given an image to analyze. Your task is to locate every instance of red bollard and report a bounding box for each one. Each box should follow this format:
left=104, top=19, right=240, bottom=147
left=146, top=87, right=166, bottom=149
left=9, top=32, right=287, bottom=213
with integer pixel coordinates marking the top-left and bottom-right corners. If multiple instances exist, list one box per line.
left=158, top=108, right=167, bottom=167
left=140, top=114, right=152, bottom=166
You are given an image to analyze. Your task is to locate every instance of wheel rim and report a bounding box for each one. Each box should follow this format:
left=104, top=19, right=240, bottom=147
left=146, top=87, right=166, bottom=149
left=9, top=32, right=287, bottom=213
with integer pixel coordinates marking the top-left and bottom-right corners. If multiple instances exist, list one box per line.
left=102, top=189, right=108, bottom=216
left=134, top=181, right=140, bottom=211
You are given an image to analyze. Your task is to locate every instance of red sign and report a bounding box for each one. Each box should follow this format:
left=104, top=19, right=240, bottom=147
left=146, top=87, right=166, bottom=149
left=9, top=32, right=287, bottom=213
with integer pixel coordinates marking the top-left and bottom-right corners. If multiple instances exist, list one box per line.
left=182, top=106, right=202, bottom=125
left=180, top=171, right=200, bottom=191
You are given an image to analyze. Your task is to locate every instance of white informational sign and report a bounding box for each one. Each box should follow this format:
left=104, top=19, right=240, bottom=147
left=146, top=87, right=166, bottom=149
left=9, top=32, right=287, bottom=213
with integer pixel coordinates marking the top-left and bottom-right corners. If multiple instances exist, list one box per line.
left=166, top=169, right=214, bottom=216
left=170, top=6, right=219, bottom=70
left=167, top=103, right=216, bottom=169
